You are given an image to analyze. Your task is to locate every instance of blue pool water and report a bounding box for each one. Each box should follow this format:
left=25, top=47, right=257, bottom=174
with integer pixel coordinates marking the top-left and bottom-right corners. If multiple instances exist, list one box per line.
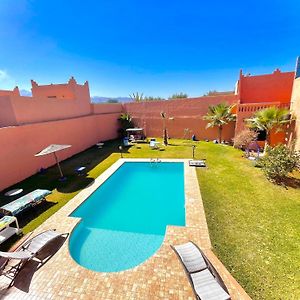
left=69, top=162, right=185, bottom=272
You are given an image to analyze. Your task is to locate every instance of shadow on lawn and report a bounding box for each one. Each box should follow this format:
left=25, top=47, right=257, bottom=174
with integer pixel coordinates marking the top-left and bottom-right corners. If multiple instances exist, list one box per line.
left=0, top=139, right=128, bottom=249
left=0, top=140, right=126, bottom=205
left=280, top=176, right=300, bottom=189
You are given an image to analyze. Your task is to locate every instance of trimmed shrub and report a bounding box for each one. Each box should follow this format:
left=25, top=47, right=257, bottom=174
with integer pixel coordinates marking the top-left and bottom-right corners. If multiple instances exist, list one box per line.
left=233, top=129, right=258, bottom=149
left=260, top=144, right=300, bottom=182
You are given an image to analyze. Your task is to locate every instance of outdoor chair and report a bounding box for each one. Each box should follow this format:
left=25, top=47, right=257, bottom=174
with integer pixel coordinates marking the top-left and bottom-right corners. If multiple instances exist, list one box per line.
left=123, top=137, right=132, bottom=147
left=171, top=241, right=230, bottom=300
left=129, top=135, right=136, bottom=143
left=0, top=229, right=68, bottom=287
left=149, top=139, right=160, bottom=149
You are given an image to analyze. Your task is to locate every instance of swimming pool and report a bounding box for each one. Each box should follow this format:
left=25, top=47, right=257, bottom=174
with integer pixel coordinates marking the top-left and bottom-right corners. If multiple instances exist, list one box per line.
left=69, top=161, right=185, bottom=272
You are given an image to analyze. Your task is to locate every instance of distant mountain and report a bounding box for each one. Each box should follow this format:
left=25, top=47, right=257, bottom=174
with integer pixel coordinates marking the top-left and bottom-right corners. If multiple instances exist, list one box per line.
left=18, top=91, right=132, bottom=103
left=91, top=96, right=132, bottom=103
left=20, top=89, right=32, bottom=96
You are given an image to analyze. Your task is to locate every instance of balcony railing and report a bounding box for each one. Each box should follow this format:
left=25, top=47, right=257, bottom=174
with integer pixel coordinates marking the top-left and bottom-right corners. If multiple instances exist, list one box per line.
left=238, top=102, right=290, bottom=113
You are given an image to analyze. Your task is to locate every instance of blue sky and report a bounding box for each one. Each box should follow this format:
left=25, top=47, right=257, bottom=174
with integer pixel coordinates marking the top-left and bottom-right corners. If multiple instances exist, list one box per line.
left=0, top=0, right=299, bottom=97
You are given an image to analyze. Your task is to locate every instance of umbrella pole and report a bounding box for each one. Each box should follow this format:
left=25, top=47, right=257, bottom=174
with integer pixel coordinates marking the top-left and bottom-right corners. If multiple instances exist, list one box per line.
left=53, top=152, right=64, bottom=178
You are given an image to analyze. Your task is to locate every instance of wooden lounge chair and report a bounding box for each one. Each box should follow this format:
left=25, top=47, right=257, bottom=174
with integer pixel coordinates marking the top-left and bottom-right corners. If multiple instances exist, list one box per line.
left=0, top=229, right=68, bottom=287
left=171, top=241, right=230, bottom=300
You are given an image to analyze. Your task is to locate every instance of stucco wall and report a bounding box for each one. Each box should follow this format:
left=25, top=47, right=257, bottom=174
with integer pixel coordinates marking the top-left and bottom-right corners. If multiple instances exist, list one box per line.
left=0, top=96, right=17, bottom=127
left=91, top=103, right=123, bottom=114
left=0, top=113, right=121, bottom=191
left=7, top=95, right=92, bottom=125
left=238, top=70, right=294, bottom=104
left=234, top=102, right=290, bottom=146
left=291, top=77, right=300, bottom=150
left=124, top=95, right=238, bottom=140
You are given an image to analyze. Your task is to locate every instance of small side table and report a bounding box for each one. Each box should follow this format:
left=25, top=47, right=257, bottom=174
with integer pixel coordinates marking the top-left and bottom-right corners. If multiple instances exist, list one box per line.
left=0, top=216, right=22, bottom=245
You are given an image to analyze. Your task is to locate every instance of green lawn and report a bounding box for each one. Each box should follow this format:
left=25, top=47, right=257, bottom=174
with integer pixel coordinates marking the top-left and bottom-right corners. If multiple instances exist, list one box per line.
left=0, top=139, right=299, bottom=299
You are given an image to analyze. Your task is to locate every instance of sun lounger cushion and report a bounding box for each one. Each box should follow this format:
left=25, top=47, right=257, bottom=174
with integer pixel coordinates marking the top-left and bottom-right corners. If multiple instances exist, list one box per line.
left=189, top=160, right=206, bottom=167
left=191, top=269, right=230, bottom=300
left=0, top=189, right=52, bottom=216
left=172, top=242, right=231, bottom=300
left=173, top=242, right=207, bottom=273
left=25, top=230, right=61, bottom=254
left=0, top=250, right=33, bottom=260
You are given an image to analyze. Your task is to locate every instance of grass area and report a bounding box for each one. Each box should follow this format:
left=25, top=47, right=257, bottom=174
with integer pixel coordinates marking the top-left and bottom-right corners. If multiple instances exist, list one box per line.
left=0, top=139, right=299, bottom=299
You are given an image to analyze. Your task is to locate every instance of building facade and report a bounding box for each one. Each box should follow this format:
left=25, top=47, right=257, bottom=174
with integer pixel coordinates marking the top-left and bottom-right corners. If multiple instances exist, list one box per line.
left=1, top=60, right=300, bottom=191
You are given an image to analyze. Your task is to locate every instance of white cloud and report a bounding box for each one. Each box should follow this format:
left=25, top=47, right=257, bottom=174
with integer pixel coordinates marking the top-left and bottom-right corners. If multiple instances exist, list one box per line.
left=0, top=69, right=17, bottom=90
left=0, top=70, right=9, bottom=82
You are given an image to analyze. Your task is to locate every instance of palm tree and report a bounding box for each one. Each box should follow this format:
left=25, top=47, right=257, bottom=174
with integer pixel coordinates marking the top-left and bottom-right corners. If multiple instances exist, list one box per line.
left=129, top=92, right=144, bottom=102
left=118, top=113, right=133, bottom=136
left=246, top=106, right=291, bottom=152
left=169, top=92, right=188, bottom=99
left=203, top=103, right=236, bottom=143
left=161, top=112, right=168, bottom=146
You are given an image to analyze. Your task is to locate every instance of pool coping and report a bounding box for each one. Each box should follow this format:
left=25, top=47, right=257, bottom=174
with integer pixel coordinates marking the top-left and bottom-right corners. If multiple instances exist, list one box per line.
left=0, top=158, right=250, bottom=299
left=66, top=158, right=211, bottom=246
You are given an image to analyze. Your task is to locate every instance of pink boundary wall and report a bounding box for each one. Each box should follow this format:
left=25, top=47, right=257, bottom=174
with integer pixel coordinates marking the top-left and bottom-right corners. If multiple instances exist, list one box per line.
left=0, top=113, right=120, bottom=191
left=124, top=95, right=238, bottom=140
left=0, top=77, right=124, bottom=191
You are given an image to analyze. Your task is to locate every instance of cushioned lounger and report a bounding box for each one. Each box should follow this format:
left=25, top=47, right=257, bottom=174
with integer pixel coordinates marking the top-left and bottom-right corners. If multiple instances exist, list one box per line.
left=173, top=242, right=207, bottom=273
left=0, top=189, right=52, bottom=216
left=191, top=269, right=231, bottom=300
left=189, top=160, right=206, bottom=167
left=171, top=242, right=230, bottom=300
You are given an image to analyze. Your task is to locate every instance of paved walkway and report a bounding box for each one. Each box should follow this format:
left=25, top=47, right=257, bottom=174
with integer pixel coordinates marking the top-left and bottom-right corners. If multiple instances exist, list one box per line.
left=0, top=159, right=251, bottom=299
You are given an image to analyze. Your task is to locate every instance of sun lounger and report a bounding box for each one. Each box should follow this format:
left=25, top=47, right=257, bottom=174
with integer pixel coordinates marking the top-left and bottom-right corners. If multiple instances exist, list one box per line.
left=171, top=242, right=230, bottom=300
left=189, top=160, right=206, bottom=167
left=0, top=229, right=67, bottom=287
left=150, top=139, right=160, bottom=149
left=0, top=189, right=52, bottom=216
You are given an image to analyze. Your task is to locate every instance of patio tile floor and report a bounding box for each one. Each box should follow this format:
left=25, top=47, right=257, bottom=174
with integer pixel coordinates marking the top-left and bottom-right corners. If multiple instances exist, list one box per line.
left=0, top=159, right=251, bottom=299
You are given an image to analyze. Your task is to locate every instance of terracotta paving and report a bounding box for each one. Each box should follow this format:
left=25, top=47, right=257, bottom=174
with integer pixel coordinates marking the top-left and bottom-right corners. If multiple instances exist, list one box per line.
left=0, top=159, right=251, bottom=299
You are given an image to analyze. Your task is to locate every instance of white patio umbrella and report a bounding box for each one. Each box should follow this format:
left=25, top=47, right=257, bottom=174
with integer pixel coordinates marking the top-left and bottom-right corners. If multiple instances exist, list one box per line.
left=35, top=144, right=71, bottom=179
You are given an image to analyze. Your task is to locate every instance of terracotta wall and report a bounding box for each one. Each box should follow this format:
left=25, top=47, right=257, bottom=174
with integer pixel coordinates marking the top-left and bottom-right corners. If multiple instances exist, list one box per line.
left=5, top=95, right=92, bottom=125
left=0, top=79, right=93, bottom=126
left=291, top=77, right=300, bottom=150
left=0, top=78, right=125, bottom=191
left=124, top=95, right=238, bottom=140
left=91, top=103, right=123, bottom=114
left=238, top=69, right=294, bottom=104
left=0, top=96, right=17, bottom=127
left=234, top=102, right=290, bottom=146
left=31, top=77, right=88, bottom=100
left=0, top=113, right=121, bottom=191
